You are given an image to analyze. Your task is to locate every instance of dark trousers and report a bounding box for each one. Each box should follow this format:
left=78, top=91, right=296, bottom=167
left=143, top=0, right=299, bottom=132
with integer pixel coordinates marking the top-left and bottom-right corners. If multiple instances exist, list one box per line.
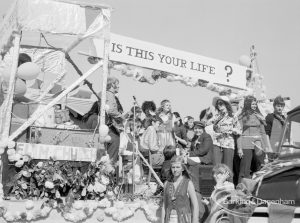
left=196, top=191, right=207, bottom=223
left=238, top=149, right=254, bottom=183
left=213, top=145, right=234, bottom=172
left=106, top=128, right=120, bottom=165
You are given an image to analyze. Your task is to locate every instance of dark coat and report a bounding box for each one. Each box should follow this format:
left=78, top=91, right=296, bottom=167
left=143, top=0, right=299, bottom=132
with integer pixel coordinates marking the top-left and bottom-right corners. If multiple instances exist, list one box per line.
left=190, top=132, right=213, bottom=164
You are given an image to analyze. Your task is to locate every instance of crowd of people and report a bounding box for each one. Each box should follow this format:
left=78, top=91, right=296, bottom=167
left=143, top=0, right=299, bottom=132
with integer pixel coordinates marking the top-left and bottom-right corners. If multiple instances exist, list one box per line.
left=83, top=76, right=287, bottom=223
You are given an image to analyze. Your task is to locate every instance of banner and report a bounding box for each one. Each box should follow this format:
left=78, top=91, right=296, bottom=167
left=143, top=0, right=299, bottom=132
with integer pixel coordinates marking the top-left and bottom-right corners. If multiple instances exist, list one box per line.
left=16, top=142, right=97, bottom=162
left=92, top=33, right=247, bottom=89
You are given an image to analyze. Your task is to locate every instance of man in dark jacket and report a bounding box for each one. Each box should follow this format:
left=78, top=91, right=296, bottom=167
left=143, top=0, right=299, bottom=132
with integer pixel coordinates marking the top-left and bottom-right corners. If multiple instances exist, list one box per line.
left=265, top=96, right=286, bottom=159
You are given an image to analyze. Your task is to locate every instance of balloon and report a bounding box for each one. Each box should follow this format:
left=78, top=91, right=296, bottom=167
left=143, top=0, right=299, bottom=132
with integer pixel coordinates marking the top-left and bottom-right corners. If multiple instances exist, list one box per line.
left=105, top=135, right=111, bottom=142
left=99, top=125, right=109, bottom=137
left=1, top=78, right=27, bottom=96
left=99, top=136, right=106, bottom=144
left=8, top=154, right=16, bottom=162
left=14, top=78, right=27, bottom=96
left=17, top=62, right=40, bottom=80
left=238, top=55, right=251, bottom=67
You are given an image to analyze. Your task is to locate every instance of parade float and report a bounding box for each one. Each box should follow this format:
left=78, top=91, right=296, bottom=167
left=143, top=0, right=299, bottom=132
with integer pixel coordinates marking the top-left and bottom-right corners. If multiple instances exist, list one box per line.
left=0, top=0, right=160, bottom=222
left=0, top=0, right=292, bottom=223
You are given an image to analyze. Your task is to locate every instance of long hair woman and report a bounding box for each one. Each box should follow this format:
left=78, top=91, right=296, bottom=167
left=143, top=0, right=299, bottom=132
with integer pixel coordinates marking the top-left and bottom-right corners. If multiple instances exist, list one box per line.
left=211, top=95, right=241, bottom=172
left=157, top=99, right=176, bottom=149
left=161, top=156, right=199, bottom=223
left=237, top=95, right=270, bottom=183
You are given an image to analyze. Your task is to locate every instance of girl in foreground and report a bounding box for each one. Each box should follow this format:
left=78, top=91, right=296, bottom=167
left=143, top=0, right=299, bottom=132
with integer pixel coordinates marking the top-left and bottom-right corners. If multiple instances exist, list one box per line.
left=204, top=164, right=234, bottom=223
left=161, top=156, right=199, bottom=223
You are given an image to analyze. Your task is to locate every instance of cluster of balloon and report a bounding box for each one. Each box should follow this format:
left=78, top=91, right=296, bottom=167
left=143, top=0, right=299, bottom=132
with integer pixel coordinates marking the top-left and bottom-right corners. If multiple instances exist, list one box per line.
left=238, top=55, right=252, bottom=68
left=99, top=124, right=111, bottom=143
left=17, top=62, right=40, bottom=80
left=0, top=62, right=40, bottom=96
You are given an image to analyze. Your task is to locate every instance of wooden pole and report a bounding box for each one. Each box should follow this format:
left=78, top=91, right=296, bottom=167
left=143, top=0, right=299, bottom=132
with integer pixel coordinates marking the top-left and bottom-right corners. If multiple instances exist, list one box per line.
left=136, top=149, right=164, bottom=188
left=7, top=61, right=103, bottom=143
left=99, top=13, right=111, bottom=126
left=0, top=33, right=21, bottom=184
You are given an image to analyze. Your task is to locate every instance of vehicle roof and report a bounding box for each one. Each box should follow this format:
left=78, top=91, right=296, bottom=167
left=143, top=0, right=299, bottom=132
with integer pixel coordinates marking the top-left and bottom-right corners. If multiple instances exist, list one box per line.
left=288, top=105, right=300, bottom=116
left=287, top=105, right=300, bottom=122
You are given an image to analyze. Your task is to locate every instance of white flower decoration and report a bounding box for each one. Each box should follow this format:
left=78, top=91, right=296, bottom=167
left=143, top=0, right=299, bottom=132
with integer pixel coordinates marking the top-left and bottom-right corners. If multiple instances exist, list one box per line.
left=73, top=201, right=83, bottom=210
left=37, top=162, right=43, bottom=168
left=100, top=175, right=110, bottom=185
left=25, top=200, right=35, bottom=210
left=7, top=148, right=16, bottom=156
left=7, top=141, right=16, bottom=149
left=45, top=181, right=54, bottom=189
left=15, top=160, right=25, bottom=168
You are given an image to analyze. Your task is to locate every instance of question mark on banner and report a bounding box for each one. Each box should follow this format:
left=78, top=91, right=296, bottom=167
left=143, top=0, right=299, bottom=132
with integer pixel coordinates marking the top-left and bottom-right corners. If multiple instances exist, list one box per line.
left=225, top=65, right=233, bottom=82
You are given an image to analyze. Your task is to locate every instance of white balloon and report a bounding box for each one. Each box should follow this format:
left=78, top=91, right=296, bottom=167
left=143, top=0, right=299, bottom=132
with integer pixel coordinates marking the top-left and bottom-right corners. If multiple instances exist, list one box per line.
left=238, top=55, right=251, bottom=67
left=105, top=135, right=111, bottom=142
left=14, top=78, right=27, bottom=96
left=1, top=78, right=27, bottom=96
left=99, top=124, right=109, bottom=137
left=99, top=136, right=106, bottom=144
left=17, top=62, right=40, bottom=80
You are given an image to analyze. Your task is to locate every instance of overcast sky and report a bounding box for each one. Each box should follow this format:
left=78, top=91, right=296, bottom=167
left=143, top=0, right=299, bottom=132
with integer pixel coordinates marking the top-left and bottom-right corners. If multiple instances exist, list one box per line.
left=1, top=0, right=300, bottom=118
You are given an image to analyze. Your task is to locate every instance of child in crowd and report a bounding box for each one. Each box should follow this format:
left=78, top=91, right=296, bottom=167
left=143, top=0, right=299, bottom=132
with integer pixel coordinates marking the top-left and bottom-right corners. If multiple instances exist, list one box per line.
left=212, top=163, right=234, bottom=191
left=204, top=164, right=235, bottom=223
left=161, top=145, right=177, bottom=182
left=119, top=118, right=143, bottom=192
left=140, top=115, right=164, bottom=167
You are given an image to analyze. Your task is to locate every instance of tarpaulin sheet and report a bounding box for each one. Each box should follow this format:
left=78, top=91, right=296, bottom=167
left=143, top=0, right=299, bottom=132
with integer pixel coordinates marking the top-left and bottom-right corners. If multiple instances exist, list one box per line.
left=17, top=0, right=86, bottom=34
